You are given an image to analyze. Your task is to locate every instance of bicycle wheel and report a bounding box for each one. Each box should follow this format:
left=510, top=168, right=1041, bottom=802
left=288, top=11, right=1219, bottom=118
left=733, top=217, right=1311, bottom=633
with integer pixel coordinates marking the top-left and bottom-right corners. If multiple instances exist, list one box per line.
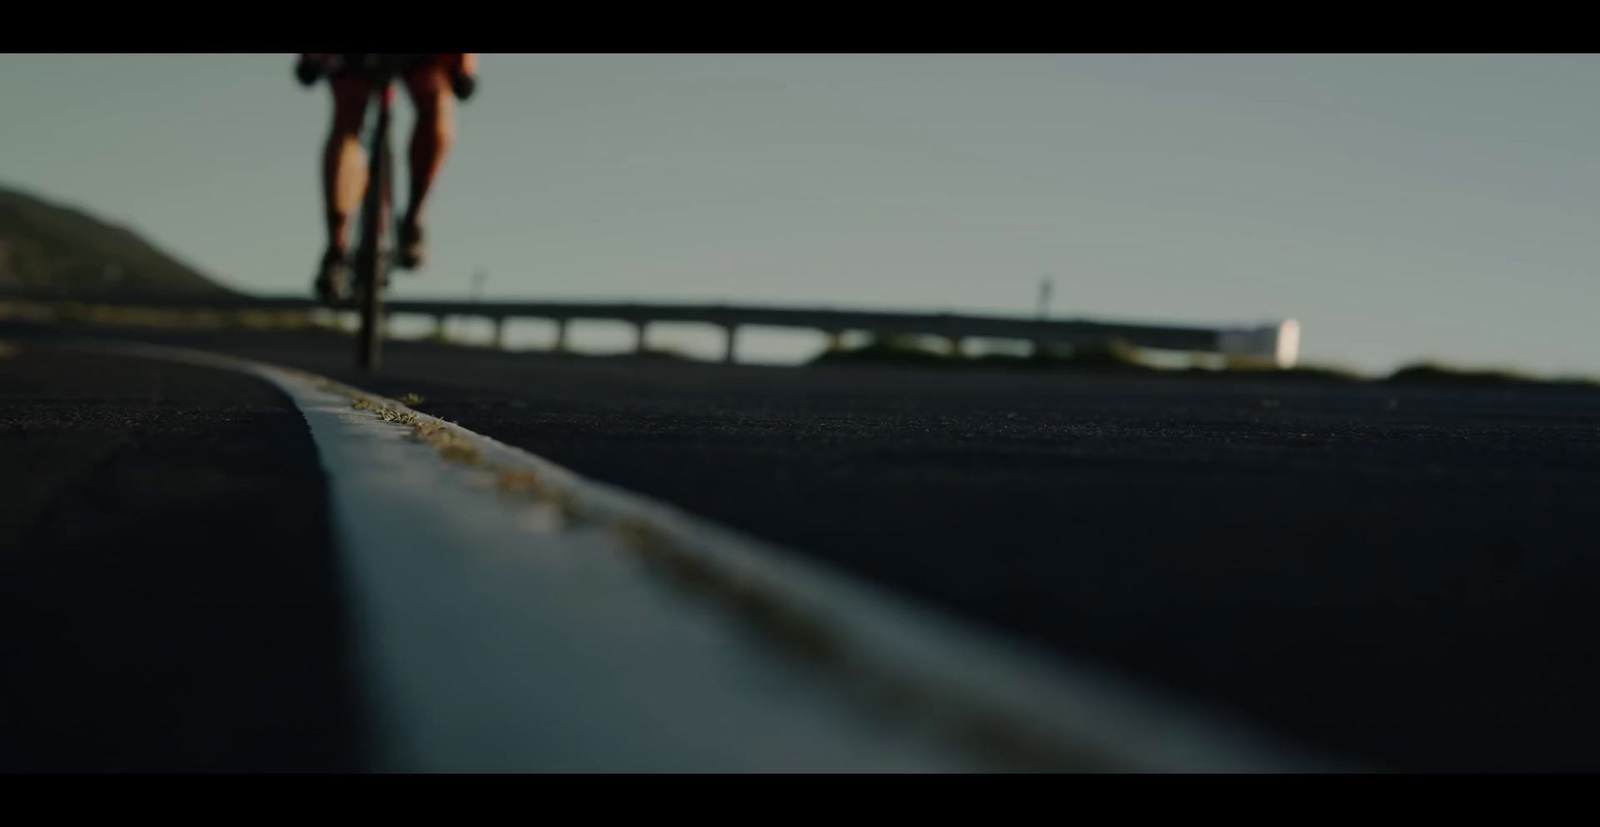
left=355, top=94, right=393, bottom=372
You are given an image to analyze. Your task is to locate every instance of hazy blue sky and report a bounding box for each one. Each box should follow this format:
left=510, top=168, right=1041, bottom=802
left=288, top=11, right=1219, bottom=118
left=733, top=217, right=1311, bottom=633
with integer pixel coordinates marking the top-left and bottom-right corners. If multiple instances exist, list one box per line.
left=3, top=54, right=1599, bottom=372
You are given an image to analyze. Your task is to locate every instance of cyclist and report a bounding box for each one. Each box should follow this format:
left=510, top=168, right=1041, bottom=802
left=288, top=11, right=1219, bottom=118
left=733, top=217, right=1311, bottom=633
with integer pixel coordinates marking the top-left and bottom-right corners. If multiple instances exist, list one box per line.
left=295, top=54, right=478, bottom=303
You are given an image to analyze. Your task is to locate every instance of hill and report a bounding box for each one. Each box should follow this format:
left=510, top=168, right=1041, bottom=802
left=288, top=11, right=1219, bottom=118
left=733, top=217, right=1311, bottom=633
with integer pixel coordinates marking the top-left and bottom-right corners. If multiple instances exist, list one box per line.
left=0, top=183, right=235, bottom=298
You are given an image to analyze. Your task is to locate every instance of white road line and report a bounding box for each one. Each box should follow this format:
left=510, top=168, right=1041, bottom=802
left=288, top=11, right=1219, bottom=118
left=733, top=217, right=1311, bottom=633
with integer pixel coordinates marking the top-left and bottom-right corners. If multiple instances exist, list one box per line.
left=85, top=339, right=1355, bottom=772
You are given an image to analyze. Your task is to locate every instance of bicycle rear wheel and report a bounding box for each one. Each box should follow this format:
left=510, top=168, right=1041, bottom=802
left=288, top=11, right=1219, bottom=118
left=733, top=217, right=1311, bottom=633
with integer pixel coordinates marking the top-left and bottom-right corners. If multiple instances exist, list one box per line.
left=354, top=95, right=393, bottom=372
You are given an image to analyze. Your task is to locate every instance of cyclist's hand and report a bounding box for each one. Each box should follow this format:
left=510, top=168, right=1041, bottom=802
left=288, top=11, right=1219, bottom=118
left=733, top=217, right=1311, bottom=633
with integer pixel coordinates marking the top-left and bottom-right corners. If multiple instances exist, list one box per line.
left=447, top=54, right=477, bottom=101
left=295, top=54, right=330, bottom=88
left=450, top=67, right=477, bottom=101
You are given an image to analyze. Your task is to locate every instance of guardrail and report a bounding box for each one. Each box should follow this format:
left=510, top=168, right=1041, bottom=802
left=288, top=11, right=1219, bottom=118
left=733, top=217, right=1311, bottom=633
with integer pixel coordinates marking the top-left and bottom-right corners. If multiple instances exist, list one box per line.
left=0, top=290, right=1302, bottom=368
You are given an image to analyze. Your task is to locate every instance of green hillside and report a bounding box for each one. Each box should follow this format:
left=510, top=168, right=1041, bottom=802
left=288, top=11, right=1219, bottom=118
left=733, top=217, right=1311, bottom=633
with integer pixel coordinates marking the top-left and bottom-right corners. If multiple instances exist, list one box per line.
left=0, top=183, right=235, bottom=297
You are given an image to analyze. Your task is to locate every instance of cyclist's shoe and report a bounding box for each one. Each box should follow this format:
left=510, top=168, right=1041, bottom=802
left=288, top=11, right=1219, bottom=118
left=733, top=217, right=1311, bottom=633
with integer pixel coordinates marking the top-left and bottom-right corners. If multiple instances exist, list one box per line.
left=398, top=215, right=426, bottom=270
left=313, top=247, right=351, bottom=305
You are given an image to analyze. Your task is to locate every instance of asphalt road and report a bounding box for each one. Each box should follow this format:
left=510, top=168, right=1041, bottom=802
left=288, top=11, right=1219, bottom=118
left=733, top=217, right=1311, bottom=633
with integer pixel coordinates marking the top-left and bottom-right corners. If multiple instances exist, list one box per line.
left=0, top=336, right=363, bottom=771
left=6, top=319, right=1600, bottom=771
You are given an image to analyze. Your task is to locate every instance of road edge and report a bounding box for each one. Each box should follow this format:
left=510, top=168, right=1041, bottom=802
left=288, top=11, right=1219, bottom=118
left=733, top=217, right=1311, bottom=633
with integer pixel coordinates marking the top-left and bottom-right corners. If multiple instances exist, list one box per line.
left=77, top=337, right=1357, bottom=773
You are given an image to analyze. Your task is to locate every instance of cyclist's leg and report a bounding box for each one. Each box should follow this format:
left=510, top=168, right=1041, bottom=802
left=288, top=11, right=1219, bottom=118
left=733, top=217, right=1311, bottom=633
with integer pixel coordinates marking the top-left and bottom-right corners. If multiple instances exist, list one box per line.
left=323, top=73, right=372, bottom=264
left=396, top=56, right=457, bottom=268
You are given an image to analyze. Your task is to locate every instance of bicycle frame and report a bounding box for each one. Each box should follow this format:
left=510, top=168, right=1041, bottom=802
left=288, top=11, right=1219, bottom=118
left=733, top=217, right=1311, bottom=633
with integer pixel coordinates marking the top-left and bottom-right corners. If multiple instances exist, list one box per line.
left=352, top=58, right=401, bottom=372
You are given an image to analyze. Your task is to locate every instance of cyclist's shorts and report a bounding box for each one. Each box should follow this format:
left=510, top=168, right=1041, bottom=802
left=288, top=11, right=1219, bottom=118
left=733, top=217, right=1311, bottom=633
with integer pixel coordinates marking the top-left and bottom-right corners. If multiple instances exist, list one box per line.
left=328, top=54, right=441, bottom=79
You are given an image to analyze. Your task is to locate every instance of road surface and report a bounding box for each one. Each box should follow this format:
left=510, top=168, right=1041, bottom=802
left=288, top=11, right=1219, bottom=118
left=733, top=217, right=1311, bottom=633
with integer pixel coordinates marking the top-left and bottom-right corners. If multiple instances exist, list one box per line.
left=5, top=318, right=1600, bottom=771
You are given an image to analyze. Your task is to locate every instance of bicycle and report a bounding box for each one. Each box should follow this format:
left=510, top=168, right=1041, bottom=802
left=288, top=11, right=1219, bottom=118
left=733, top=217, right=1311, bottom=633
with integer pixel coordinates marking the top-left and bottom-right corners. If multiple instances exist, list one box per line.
left=297, top=54, right=475, bottom=372
left=325, top=54, right=401, bottom=371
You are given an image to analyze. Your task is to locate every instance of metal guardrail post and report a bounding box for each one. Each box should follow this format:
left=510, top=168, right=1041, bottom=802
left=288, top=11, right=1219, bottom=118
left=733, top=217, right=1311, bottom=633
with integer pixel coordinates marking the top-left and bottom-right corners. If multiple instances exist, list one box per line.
left=553, top=318, right=569, bottom=353
left=634, top=320, right=649, bottom=355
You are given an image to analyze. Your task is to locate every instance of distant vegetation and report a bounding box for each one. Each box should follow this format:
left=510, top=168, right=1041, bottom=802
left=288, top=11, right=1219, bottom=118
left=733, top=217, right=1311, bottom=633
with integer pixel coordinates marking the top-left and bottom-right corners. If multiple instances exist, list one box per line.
left=812, top=334, right=1598, bottom=390
left=1381, top=362, right=1600, bottom=390
left=812, top=334, right=1359, bottom=381
left=0, top=183, right=234, bottom=298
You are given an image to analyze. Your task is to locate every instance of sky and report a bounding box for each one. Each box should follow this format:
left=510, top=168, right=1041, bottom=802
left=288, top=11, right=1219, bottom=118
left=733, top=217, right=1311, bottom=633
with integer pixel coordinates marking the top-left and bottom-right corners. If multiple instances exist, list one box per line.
left=3, top=53, right=1599, bottom=373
